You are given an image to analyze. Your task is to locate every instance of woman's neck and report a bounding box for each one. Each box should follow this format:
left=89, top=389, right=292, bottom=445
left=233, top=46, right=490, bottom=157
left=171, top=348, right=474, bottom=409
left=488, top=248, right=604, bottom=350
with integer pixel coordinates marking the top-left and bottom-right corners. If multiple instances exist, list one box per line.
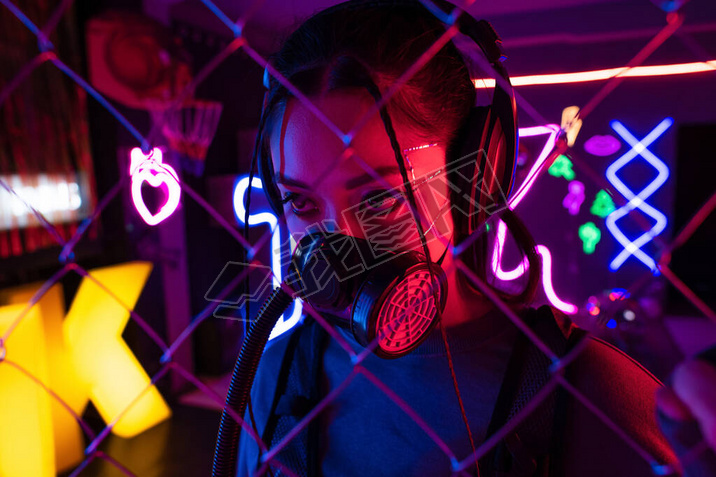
left=439, top=256, right=496, bottom=328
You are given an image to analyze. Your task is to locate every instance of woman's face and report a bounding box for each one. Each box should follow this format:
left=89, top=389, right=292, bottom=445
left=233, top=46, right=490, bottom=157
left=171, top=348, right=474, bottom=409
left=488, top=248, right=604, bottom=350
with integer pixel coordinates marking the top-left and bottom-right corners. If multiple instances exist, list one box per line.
left=269, top=90, right=454, bottom=260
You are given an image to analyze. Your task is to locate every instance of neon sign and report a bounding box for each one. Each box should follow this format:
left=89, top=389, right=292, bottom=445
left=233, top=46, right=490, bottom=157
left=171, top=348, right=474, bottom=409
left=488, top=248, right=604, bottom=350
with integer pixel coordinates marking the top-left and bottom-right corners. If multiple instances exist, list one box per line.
left=579, top=222, right=601, bottom=255
left=590, top=190, right=616, bottom=218
left=605, top=118, right=672, bottom=272
left=0, top=303, right=55, bottom=476
left=129, top=147, right=181, bottom=226
left=491, top=125, right=578, bottom=314
left=536, top=245, right=578, bottom=314
left=0, top=263, right=170, bottom=477
left=563, top=180, right=585, bottom=216
left=548, top=155, right=575, bottom=181
left=509, top=125, right=561, bottom=207
left=474, top=59, right=716, bottom=88
left=233, top=176, right=302, bottom=340
left=560, top=106, right=583, bottom=147
left=584, top=134, right=621, bottom=157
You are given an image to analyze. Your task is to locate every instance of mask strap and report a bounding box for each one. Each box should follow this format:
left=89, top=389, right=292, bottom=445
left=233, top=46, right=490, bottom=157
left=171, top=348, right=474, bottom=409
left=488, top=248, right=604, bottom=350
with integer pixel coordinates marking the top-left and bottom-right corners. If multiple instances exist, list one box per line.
left=403, top=142, right=452, bottom=267
left=436, top=231, right=452, bottom=266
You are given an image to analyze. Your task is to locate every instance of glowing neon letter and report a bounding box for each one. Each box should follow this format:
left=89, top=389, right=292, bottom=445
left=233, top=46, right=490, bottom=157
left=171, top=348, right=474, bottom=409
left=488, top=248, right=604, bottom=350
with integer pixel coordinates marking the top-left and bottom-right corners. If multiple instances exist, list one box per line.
left=536, top=245, right=579, bottom=314
left=606, top=118, right=672, bottom=272
left=64, top=262, right=171, bottom=437
left=233, top=176, right=302, bottom=340
left=509, top=125, right=561, bottom=208
left=490, top=125, right=577, bottom=314
left=0, top=283, right=85, bottom=473
left=130, top=147, right=181, bottom=226
left=0, top=305, right=54, bottom=477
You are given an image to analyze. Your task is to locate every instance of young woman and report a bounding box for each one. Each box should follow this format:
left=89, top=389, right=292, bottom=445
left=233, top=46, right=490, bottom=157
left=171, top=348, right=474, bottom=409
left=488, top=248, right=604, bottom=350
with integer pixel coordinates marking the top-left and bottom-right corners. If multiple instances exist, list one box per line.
left=234, top=1, right=686, bottom=475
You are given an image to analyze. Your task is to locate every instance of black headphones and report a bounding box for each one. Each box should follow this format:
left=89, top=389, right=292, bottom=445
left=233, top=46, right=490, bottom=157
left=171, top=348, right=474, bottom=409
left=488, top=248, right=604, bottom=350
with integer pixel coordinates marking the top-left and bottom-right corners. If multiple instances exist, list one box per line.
left=249, top=0, right=519, bottom=357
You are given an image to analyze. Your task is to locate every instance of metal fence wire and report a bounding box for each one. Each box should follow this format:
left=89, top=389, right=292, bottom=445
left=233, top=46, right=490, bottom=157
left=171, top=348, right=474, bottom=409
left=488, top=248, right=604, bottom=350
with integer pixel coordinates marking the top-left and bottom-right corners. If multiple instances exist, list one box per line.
left=0, top=0, right=715, bottom=476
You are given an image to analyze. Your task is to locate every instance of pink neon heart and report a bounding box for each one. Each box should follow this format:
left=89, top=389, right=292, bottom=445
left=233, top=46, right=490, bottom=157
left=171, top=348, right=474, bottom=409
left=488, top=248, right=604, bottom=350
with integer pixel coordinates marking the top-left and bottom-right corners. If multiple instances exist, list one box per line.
left=131, top=164, right=181, bottom=226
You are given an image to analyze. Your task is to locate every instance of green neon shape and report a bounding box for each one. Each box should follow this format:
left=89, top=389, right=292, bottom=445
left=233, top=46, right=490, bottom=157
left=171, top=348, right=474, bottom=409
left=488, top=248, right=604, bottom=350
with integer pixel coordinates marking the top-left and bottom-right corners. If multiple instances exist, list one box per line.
left=579, top=222, right=601, bottom=254
left=590, top=190, right=616, bottom=218
left=548, top=155, right=575, bottom=181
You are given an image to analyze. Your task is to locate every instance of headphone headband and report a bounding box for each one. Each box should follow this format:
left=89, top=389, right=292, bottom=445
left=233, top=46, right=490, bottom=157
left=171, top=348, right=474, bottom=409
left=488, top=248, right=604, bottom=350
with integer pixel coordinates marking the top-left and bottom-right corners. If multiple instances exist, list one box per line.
left=256, top=0, right=518, bottom=223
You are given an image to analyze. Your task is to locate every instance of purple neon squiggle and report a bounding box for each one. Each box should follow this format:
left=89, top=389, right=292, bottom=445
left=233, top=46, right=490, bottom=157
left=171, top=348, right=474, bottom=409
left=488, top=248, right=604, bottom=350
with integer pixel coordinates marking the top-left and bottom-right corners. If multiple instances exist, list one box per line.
left=490, top=125, right=578, bottom=314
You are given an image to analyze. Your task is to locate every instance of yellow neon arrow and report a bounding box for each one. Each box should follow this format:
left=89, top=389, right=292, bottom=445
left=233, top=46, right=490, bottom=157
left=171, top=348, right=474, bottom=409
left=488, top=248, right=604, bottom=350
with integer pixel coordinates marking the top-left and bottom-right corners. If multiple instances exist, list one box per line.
left=64, top=262, right=171, bottom=438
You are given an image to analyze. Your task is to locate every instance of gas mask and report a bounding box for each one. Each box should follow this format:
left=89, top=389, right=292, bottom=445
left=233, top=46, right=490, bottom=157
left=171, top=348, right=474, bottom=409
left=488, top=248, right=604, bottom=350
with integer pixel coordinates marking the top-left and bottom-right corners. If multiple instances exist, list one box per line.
left=286, top=230, right=447, bottom=358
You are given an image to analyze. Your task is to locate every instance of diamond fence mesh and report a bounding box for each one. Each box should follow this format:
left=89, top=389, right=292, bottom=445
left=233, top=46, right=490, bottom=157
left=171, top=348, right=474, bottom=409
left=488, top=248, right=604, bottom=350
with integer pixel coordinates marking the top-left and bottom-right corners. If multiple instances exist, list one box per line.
left=0, top=0, right=715, bottom=476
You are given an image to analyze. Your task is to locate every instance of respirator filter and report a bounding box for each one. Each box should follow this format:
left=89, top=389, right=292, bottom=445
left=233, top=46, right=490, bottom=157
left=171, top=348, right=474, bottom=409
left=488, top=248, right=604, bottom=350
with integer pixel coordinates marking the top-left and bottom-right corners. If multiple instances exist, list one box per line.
left=286, top=231, right=447, bottom=358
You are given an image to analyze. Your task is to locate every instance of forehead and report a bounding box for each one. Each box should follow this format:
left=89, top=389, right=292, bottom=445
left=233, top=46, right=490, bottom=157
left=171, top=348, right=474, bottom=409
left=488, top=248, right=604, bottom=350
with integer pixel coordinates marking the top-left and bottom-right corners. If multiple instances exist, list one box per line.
left=269, top=91, right=417, bottom=186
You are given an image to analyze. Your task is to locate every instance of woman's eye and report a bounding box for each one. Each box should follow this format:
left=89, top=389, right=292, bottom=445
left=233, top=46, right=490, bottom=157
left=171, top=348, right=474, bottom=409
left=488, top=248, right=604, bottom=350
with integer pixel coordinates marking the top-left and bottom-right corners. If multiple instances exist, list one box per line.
left=281, top=192, right=317, bottom=216
left=362, top=190, right=403, bottom=214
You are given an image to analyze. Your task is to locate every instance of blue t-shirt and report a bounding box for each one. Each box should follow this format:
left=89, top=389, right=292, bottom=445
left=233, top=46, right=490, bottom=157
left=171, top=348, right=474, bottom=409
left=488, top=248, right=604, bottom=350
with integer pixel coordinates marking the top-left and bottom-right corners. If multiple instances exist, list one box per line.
left=238, top=308, right=520, bottom=476
left=236, top=307, right=677, bottom=476
left=319, top=309, right=518, bottom=476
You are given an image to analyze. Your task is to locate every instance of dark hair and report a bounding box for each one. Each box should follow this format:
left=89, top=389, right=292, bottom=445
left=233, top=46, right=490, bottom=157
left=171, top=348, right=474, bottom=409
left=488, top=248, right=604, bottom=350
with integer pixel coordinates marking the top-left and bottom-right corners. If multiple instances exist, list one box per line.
left=264, top=2, right=475, bottom=145
left=252, top=0, right=540, bottom=303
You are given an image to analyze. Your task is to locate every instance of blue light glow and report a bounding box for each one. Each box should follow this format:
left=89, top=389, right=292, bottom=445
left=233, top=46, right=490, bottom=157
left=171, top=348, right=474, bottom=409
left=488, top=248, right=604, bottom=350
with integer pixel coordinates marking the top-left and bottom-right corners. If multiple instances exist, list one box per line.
left=234, top=176, right=302, bottom=340
left=605, top=118, right=672, bottom=273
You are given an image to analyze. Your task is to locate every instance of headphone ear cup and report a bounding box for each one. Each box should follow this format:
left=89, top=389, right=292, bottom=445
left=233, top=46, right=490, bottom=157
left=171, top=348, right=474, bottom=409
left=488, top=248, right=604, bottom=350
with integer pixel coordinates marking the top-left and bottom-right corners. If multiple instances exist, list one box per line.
left=448, top=105, right=513, bottom=280
left=480, top=115, right=508, bottom=210
left=351, top=256, right=447, bottom=359
left=461, top=107, right=511, bottom=232
left=447, top=105, right=491, bottom=238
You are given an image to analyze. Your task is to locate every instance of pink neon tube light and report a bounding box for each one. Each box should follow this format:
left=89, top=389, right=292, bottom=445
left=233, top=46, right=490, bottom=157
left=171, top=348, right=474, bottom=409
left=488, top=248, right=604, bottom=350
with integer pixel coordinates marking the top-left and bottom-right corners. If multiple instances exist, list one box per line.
left=537, top=245, right=578, bottom=314
left=474, top=59, right=716, bottom=88
left=129, top=147, right=181, bottom=226
left=490, top=125, right=578, bottom=314
left=492, top=125, right=558, bottom=281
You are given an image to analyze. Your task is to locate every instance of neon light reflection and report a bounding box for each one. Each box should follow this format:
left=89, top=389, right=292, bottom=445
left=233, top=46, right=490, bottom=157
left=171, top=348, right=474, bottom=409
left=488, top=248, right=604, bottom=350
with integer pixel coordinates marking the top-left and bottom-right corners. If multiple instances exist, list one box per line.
left=234, top=177, right=302, bottom=340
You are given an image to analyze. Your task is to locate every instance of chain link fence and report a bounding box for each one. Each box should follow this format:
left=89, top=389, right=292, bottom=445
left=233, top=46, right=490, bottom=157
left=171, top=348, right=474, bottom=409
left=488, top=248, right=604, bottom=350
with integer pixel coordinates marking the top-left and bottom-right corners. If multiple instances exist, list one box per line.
left=0, top=0, right=715, bottom=476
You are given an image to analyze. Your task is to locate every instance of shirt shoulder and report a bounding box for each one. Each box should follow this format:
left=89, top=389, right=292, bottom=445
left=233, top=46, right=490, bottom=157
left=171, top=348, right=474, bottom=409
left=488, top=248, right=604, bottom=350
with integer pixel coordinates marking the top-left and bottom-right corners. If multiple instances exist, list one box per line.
left=561, top=334, right=677, bottom=476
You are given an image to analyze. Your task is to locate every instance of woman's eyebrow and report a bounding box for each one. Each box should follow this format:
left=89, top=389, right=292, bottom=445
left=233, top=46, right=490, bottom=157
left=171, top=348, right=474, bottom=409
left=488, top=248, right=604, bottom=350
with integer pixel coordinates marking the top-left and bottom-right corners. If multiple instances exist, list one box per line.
left=345, top=166, right=402, bottom=190
left=276, top=166, right=403, bottom=191
left=274, top=174, right=310, bottom=189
